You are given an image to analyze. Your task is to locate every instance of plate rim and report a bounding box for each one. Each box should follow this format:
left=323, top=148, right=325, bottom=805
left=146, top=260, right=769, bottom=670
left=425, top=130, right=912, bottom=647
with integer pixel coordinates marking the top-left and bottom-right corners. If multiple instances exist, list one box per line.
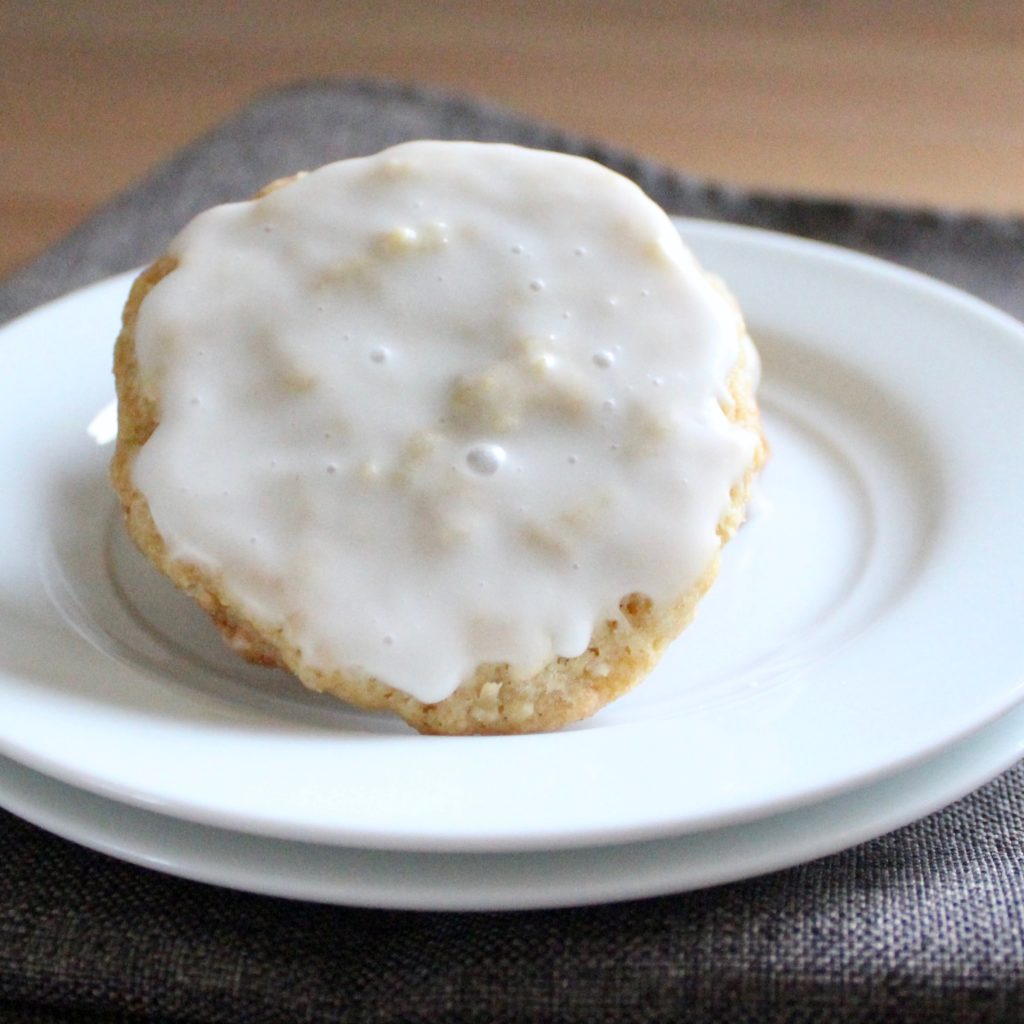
left=1, top=697, right=1022, bottom=911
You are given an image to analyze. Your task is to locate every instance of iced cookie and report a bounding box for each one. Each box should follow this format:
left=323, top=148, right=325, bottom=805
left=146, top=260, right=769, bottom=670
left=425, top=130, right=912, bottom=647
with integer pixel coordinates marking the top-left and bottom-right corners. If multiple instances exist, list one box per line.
left=111, top=141, right=766, bottom=734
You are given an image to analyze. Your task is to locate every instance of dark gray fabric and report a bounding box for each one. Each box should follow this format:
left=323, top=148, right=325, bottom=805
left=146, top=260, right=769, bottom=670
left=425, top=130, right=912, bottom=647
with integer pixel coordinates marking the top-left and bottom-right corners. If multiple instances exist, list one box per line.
left=1, top=79, right=1023, bottom=1024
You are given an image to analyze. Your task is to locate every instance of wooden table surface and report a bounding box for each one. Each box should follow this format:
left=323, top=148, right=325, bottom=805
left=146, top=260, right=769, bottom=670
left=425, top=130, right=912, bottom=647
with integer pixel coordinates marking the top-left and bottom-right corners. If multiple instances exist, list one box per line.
left=3, top=0, right=1023, bottom=280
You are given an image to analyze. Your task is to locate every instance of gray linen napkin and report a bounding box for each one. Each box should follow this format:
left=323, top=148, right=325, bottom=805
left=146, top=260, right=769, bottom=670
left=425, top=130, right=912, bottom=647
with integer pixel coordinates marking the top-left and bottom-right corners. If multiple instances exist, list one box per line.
left=1, top=79, right=1023, bottom=1024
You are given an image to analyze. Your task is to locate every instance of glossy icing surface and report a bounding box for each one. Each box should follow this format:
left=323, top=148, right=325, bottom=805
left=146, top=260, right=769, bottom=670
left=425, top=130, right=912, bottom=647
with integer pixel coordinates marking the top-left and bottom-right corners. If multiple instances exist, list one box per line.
left=131, top=142, right=758, bottom=702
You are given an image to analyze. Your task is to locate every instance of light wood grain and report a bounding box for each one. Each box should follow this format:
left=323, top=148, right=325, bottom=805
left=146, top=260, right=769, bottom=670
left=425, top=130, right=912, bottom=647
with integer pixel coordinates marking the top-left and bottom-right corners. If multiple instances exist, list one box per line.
left=2, top=0, right=1023, bottom=278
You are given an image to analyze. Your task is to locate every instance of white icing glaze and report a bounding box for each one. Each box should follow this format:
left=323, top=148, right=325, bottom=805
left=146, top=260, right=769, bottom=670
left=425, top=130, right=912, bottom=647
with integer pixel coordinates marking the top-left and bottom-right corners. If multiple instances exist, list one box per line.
left=130, top=141, right=759, bottom=703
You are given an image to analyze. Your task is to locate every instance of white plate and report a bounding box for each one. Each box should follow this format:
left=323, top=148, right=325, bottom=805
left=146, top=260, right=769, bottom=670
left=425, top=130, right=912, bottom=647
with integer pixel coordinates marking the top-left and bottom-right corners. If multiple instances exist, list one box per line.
left=3, top=697, right=1023, bottom=911
left=1, top=220, right=1023, bottom=852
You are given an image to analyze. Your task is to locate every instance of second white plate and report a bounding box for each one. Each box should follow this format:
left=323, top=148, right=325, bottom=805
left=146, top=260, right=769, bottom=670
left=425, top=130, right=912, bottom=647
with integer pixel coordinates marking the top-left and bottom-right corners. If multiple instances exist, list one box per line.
left=1, top=219, right=1023, bottom=851
left=3, top=694, right=1023, bottom=911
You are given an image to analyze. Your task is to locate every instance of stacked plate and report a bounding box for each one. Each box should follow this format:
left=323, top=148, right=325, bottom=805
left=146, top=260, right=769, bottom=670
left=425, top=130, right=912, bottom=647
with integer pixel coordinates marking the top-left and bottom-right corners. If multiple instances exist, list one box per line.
left=2, top=222, right=1023, bottom=912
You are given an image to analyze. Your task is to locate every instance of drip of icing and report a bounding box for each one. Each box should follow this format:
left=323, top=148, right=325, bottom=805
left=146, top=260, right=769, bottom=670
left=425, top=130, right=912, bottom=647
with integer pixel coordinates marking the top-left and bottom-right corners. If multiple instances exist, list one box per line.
left=131, top=141, right=759, bottom=703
